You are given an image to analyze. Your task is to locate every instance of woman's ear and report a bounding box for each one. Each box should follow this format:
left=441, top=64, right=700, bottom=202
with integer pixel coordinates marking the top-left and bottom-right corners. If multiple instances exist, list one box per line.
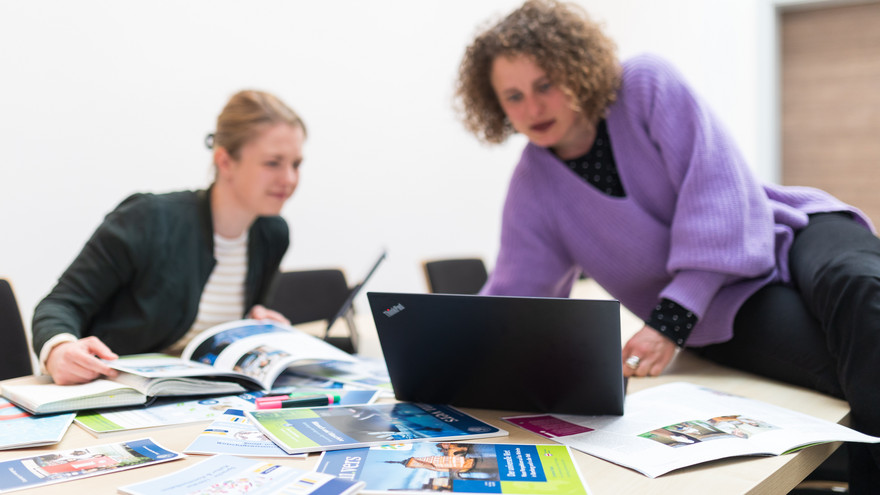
left=213, top=147, right=233, bottom=179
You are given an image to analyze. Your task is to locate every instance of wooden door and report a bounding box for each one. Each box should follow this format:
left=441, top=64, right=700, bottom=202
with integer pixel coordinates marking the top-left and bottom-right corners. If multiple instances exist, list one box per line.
left=781, top=1, right=880, bottom=225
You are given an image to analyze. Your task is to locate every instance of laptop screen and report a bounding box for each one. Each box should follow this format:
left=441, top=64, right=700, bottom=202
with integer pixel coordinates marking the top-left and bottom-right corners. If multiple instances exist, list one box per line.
left=368, top=292, right=624, bottom=415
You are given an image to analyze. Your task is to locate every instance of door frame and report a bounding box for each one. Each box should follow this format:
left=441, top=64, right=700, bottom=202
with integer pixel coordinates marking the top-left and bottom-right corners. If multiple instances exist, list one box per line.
left=758, top=0, right=879, bottom=184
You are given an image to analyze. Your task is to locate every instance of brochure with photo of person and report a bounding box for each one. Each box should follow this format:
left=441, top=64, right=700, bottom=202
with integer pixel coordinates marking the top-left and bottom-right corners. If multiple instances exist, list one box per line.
left=1, top=319, right=358, bottom=415
left=503, top=381, right=880, bottom=478
left=318, top=442, right=591, bottom=494
left=118, top=454, right=364, bottom=495
left=246, top=403, right=507, bottom=455
left=0, top=438, right=182, bottom=493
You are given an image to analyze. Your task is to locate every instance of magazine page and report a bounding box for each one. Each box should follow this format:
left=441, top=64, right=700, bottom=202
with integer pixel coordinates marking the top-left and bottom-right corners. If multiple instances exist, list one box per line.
left=117, top=454, right=364, bottom=495
left=184, top=391, right=380, bottom=456
left=270, top=371, right=346, bottom=389
left=0, top=437, right=183, bottom=493
left=0, top=376, right=148, bottom=415
left=181, top=319, right=358, bottom=390
left=318, top=443, right=591, bottom=494
left=287, top=357, right=393, bottom=394
left=503, top=382, right=880, bottom=478
left=108, top=353, right=259, bottom=391
left=245, top=403, right=507, bottom=455
left=0, top=398, right=75, bottom=450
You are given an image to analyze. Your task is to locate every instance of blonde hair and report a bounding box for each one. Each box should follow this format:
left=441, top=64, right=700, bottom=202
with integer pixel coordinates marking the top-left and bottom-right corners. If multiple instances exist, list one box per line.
left=209, top=90, right=306, bottom=159
left=455, top=0, right=620, bottom=144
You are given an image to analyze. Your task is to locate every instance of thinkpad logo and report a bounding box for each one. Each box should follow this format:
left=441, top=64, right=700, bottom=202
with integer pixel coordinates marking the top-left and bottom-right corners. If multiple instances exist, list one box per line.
left=383, top=303, right=405, bottom=317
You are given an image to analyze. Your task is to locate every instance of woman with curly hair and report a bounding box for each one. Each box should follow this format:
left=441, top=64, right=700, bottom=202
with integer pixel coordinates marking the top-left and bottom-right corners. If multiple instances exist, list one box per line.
left=456, top=0, right=880, bottom=487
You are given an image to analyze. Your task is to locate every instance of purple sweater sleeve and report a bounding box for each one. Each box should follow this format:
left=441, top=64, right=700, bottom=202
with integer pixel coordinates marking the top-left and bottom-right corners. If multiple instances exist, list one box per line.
left=628, top=55, right=777, bottom=317
left=481, top=161, right=580, bottom=297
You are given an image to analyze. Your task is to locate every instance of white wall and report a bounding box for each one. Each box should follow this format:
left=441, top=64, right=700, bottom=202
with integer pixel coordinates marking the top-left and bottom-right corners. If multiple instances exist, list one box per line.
left=0, top=0, right=767, bottom=338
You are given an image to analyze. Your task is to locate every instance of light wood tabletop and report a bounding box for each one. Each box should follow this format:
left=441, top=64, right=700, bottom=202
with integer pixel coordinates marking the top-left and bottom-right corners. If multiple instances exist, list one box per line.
left=0, top=280, right=851, bottom=494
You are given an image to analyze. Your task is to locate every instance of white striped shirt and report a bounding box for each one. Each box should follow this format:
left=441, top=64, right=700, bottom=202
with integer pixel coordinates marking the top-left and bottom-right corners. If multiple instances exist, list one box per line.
left=164, top=232, right=248, bottom=355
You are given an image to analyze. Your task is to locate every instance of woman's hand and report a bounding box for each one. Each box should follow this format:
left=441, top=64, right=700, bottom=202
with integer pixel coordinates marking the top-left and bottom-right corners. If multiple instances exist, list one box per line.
left=621, top=325, right=678, bottom=377
left=45, top=336, right=119, bottom=385
left=247, top=304, right=290, bottom=325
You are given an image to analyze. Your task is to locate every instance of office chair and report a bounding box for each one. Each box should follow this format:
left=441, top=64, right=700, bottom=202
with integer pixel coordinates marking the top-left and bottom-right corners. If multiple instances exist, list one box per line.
left=422, top=258, right=489, bottom=295
left=265, top=269, right=359, bottom=354
left=0, top=278, right=34, bottom=380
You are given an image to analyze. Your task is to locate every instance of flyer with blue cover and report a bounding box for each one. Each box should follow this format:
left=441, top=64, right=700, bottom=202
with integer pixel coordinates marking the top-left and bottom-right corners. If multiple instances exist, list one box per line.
left=0, top=437, right=182, bottom=493
left=317, top=442, right=590, bottom=494
left=246, top=403, right=506, bottom=455
left=0, top=398, right=74, bottom=450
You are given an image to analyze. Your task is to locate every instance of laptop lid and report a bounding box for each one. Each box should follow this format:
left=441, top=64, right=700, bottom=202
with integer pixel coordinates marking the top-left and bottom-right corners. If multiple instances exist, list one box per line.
left=367, top=292, right=624, bottom=415
left=322, top=250, right=387, bottom=344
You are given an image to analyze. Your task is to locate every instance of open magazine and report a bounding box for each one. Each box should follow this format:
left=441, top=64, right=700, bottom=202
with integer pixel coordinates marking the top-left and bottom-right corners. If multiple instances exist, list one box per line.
left=1, top=319, right=357, bottom=415
left=504, top=381, right=880, bottom=478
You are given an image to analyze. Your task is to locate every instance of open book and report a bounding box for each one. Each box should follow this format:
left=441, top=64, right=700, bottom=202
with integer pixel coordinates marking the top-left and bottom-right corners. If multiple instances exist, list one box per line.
left=504, top=381, right=880, bottom=478
left=1, top=319, right=357, bottom=415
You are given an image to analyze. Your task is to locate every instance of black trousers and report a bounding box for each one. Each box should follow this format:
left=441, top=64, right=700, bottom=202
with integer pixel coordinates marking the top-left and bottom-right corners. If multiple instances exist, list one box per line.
left=694, top=213, right=880, bottom=493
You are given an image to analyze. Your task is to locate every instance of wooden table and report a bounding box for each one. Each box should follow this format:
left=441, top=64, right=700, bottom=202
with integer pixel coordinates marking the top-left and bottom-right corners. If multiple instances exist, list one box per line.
left=0, top=284, right=851, bottom=494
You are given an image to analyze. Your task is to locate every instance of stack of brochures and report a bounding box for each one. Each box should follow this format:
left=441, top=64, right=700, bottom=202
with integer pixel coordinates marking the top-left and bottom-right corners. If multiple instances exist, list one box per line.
left=0, top=317, right=540, bottom=493
left=6, top=314, right=880, bottom=495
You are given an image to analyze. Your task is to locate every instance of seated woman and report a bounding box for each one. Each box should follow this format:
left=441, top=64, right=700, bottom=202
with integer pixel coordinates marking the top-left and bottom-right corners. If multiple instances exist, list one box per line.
left=32, top=90, right=305, bottom=386
left=455, top=0, right=880, bottom=489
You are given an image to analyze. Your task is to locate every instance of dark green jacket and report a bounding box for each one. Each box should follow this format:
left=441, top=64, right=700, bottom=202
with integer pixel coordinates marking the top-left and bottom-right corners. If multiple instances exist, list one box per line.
left=32, top=188, right=289, bottom=356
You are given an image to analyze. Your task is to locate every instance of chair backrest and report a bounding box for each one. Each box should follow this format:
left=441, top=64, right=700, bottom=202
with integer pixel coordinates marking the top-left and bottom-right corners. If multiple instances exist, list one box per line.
left=265, top=269, right=351, bottom=326
left=423, top=258, right=489, bottom=295
left=0, top=278, right=34, bottom=380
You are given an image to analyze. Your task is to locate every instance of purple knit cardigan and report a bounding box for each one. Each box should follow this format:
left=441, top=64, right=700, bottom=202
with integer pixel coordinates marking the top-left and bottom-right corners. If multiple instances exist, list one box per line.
left=482, top=54, right=872, bottom=347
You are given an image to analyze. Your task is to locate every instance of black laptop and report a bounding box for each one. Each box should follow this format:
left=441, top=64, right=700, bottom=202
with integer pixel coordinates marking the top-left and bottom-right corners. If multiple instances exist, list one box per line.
left=367, top=292, right=625, bottom=415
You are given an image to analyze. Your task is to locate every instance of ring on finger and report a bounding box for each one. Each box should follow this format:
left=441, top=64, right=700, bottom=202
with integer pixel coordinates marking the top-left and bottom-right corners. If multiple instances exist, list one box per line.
left=625, top=355, right=641, bottom=370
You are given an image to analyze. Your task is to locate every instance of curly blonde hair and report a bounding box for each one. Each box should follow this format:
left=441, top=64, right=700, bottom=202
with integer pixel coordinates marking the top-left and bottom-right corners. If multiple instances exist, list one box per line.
left=455, top=0, right=620, bottom=144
